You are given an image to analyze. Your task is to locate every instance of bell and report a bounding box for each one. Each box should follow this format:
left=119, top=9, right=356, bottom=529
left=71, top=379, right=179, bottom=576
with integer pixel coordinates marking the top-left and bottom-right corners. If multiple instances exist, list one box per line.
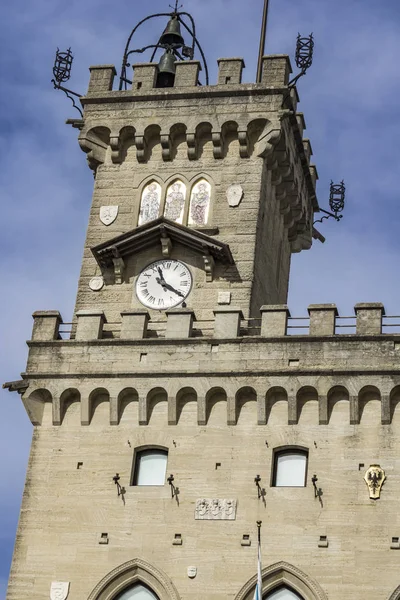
left=156, top=50, right=177, bottom=88
left=159, top=16, right=184, bottom=48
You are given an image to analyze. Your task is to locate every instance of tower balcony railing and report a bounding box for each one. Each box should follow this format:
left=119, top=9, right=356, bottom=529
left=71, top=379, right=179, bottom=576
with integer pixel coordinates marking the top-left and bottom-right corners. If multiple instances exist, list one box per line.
left=31, top=304, right=400, bottom=342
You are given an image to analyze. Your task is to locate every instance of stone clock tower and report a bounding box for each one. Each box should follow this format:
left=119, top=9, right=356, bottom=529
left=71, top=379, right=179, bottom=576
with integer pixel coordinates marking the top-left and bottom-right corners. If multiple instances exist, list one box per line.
left=74, top=52, right=317, bottom=328
left=6, top=9, right=400, bottom=600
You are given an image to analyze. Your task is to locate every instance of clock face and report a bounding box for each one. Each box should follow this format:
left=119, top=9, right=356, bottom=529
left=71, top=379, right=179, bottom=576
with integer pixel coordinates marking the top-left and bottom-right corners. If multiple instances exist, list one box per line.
left=136, top=259, right=193, bottom=310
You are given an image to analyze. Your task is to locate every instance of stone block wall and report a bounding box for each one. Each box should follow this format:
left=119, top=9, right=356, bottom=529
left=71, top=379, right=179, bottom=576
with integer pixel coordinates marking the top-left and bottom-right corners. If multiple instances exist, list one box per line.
left=6, top=302, right=400, bottom=599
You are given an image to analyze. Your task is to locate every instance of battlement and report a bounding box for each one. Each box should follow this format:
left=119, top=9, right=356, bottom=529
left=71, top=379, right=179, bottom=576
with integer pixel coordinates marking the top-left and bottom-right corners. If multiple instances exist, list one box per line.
left=85, top=55, right=292, bottom=96
left=31, top=303, right=391, bottom=341
left=20, top=302, right=400, bottom=428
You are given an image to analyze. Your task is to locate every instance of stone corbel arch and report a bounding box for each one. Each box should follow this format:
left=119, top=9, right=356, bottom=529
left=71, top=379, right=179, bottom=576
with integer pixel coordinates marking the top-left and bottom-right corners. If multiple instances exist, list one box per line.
left=87, top=558, right=181, bottom=600
left=235, top=562, right=327, bottom=600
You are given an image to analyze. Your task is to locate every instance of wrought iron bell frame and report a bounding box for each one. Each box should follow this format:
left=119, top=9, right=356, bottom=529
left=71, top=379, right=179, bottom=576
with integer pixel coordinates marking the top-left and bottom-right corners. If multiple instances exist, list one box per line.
left=119, top=8, right=209, bottom=90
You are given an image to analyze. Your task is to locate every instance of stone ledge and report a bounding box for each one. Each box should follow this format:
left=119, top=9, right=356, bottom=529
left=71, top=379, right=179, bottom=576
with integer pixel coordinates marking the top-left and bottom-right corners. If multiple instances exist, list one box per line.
left=32, top=310, right=62, bottom=318
left=26, top=334, right=400, bottom=348
left=308, top=304, right=338, bottom=315
left=354, top=303, right=385, bottom=313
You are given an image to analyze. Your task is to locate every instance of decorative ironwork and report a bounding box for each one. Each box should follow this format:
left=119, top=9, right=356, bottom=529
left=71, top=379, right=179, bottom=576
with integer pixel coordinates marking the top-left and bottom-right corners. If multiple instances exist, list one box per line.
left=167, top=474, right=180, bottom=504
left=51, top=48, right=83, bottom=117
left=52, top=48, right=74, bottom=84
left=311, top=474, right=323, bottom=507
left=112, top=473, right=126, bottom=503
left=119, top=7, right=209, bottom=90
left=170, top=0, right=183, bottom=10
left=329, top=180, right=346, bottom=214
left=254, top=474, right=266, bottom=500
left=314, top=180, right=346, bottom=225
left=282, top=33, right=314, bottom=108
left=295, top=34, right=314, bottom=72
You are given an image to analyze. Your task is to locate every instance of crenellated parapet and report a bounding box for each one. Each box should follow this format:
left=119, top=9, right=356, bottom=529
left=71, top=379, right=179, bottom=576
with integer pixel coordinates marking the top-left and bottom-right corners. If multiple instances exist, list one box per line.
left=30, top=302, right=388, bottom=341
left=20, top=302, right=400, bottom=428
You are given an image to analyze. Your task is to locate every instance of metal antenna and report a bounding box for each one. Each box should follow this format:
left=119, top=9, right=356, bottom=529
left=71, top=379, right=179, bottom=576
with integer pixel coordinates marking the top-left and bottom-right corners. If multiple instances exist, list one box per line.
left=256, top=0, right=270, bottom=83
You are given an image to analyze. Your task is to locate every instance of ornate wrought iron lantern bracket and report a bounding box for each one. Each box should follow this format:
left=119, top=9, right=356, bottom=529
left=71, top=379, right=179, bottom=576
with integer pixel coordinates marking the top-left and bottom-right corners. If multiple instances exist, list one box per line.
left=282, top=34, right=314, bottom=109
left=314, top=180, right=346, bottom=225
left=51, top=48, right=83, bottom=118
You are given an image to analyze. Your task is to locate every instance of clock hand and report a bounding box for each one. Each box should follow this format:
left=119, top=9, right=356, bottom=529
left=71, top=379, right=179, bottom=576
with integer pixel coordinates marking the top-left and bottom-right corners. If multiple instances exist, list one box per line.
left=156, top=276, right=167, bottom=287
left=161, top=282, right=185, bottom=298
left=157, top=266, right=164, bottom=280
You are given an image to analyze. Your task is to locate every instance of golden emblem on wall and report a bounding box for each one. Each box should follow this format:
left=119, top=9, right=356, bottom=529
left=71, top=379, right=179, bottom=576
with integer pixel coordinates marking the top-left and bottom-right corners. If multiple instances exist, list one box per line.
left=364, top=464, right=386, bottom=500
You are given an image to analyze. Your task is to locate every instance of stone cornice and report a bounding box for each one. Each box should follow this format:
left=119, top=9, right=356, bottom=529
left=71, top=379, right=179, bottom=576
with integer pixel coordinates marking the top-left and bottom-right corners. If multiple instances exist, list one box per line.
left=81, top=84, right=287, bottom=106
left=91, top=217, right=234, bottom=270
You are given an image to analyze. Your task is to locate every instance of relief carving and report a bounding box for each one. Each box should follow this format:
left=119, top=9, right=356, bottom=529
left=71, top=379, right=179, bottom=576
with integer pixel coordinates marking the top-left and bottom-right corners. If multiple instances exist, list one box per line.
left=50, top=582, right=70, bottom=600
left=195, top=498, right=237, bottom=520
left=100, top=206, right=119, bottom=226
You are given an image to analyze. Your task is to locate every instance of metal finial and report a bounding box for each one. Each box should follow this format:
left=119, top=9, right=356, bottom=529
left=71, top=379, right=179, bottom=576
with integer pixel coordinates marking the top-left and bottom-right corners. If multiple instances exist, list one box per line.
left=169, top=0, right=183, bottom=13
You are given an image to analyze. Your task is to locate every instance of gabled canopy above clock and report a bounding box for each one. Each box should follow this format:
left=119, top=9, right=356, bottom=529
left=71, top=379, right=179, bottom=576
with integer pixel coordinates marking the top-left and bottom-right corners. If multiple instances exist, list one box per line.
left=91, top=217, right=234, bottom=285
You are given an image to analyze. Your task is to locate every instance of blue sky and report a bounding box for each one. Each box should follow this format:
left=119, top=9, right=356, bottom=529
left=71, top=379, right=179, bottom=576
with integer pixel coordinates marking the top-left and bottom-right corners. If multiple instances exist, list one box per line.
left=1, top=0, right=400, bottom=595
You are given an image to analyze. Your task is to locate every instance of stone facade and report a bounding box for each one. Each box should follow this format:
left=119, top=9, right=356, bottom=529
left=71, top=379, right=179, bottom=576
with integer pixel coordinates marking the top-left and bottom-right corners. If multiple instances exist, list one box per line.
left=6, top=305, right=400, bottom=600
left=5, top=46, right=400, bottom=600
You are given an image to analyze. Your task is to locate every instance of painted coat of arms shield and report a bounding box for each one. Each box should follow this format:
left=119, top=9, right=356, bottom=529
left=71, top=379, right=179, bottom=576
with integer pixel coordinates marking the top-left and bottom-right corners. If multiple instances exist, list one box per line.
left=50, top=581, right=70, bottom=600
left=100, top=206, right=119, bottom=226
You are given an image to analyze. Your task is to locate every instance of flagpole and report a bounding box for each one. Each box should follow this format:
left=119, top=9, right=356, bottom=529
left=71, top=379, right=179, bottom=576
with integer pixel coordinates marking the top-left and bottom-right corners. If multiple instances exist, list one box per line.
left=256, top=521, right=262, bottom=600
left=256, top=0, right=270, bottom=83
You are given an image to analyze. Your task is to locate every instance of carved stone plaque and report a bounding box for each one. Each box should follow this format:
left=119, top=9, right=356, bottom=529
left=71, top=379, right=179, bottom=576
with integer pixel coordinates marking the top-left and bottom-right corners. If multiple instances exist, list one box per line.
left=50, top=582, right=70, bottom=600
left=187, top=566, right=197, bottom=579
left=227, top=184, right=244, bottom=207
left=89, top=276, right=104, bottom=292
left=100, top=206, right=119, bottom=226
left=195, top=498, right=237, bottom=520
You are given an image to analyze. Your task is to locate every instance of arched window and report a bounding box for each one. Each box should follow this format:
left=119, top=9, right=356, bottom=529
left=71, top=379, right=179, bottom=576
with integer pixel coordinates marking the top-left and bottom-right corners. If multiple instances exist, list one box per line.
left=138, top=181, right=162, bottom=225
left=188, top=179, right=211, bottom=225
left=164, top=180, right=186, bottom=224
left=132, top=448, right=168, bottom=486
left=264, top=587, right=303, bottom=600
left=116, top=583, right=159, bottom=599
left=272, top=448, right=308, bottom=487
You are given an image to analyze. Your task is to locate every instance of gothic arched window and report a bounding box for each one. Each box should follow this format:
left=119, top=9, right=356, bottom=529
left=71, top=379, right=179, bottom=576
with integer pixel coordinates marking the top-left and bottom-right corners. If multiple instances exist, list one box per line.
left=265, top=587, right=303, bottom=600
left=116, top=583, right=159, bottom=599
left=164, top=180, right=186, bottom=224
left=138, top=181, right=162, bottom=226
left=188, top=179, right=211, bottom=226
